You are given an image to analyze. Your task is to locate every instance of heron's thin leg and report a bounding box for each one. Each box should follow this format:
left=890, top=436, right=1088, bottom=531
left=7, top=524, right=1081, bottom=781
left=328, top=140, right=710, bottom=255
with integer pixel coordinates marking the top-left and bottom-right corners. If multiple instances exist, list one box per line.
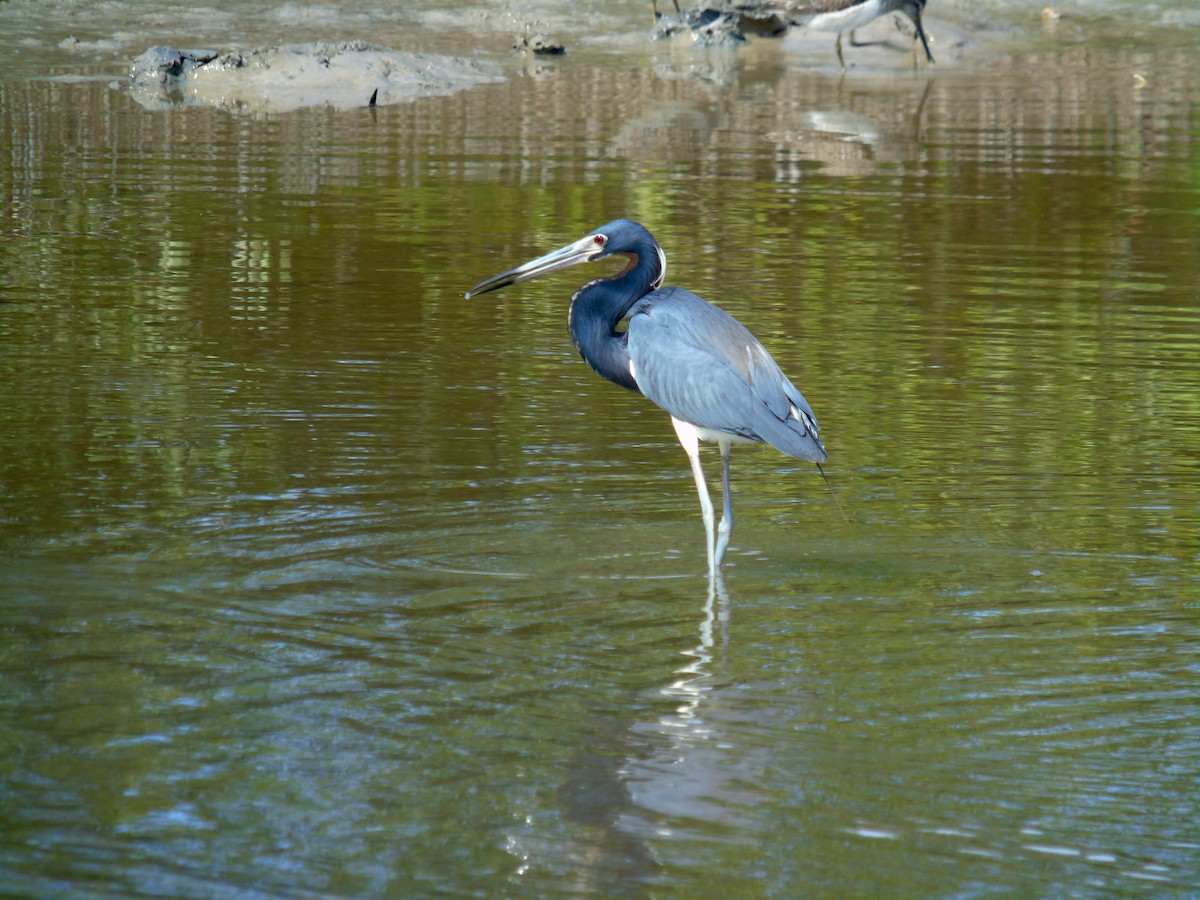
left=835, top=32, right=847, bottom=69
left=672, top=417, right=716, bottom=575
left=714, top=440, right=734, bottom=567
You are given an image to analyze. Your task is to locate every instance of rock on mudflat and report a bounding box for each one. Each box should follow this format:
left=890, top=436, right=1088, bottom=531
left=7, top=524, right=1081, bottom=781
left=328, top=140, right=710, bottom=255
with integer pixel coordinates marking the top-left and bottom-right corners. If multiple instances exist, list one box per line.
left=128, top=47, right=219, bottom=88
left=512, top=33, right=566, bottom=56
left=128, top=41, right=500, bottom=113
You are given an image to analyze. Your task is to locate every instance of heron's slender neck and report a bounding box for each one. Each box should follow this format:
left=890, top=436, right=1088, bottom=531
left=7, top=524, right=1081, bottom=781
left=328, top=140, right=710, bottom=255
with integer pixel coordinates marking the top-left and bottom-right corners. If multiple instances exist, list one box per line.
left=567, top=245, right=664, bottom=393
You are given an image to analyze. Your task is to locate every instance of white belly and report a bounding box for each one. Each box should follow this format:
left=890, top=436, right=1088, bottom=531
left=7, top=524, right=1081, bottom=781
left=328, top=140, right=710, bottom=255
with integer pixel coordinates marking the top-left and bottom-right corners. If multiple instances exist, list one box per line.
left=809, top=0, right=890, bottom=33
left=689, top=423, right=759, bottom=447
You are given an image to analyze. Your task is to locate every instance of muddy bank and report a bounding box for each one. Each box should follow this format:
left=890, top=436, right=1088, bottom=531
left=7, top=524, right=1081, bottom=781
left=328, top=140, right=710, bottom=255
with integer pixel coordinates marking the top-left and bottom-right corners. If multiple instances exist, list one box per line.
left=127, top=42, right=501, bottom=113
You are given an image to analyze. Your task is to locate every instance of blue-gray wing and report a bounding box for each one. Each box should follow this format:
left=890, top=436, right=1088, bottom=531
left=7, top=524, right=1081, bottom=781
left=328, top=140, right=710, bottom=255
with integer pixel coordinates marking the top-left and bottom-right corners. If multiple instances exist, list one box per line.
left=627, top=287, right=827, bottom=463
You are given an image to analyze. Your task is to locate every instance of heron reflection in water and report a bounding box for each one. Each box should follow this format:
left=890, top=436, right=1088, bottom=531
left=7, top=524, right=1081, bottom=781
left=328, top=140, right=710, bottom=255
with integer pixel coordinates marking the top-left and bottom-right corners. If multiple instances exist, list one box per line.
left=467, top=220, right=827, bottom=576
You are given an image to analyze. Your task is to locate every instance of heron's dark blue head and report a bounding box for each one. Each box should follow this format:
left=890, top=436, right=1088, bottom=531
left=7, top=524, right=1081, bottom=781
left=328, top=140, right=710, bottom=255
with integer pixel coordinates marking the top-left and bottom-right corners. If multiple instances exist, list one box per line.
left=465, top=219, right=665, bottom=299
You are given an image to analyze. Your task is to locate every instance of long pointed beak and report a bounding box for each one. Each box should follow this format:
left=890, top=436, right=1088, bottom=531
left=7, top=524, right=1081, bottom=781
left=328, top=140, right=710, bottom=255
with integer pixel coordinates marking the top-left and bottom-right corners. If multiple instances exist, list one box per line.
left=465, top=234, right=604, bottom=299
left=914, top=8, right=934, bottom=64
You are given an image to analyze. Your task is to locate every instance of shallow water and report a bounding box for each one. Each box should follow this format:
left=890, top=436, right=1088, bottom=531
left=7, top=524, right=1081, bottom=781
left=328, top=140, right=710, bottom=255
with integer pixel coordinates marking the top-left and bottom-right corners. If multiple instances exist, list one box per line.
left=2, top=1, right=1199, bottom=896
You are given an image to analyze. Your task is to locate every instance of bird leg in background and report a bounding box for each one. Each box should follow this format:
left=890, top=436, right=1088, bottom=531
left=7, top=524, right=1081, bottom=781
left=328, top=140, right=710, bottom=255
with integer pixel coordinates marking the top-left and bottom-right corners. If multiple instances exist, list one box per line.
left=651, top=0, right=681, bottom=19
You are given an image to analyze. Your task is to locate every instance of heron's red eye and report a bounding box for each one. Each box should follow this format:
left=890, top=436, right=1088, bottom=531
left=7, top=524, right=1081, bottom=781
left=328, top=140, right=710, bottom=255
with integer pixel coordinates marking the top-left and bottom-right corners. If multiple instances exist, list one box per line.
left=593, top=235, right=606, bottom=246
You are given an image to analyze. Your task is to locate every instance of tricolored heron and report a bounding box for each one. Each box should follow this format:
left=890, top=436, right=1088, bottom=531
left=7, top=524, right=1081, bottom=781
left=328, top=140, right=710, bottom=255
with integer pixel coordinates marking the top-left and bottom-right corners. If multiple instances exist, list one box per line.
left=466, top=219, right=827, bottom=575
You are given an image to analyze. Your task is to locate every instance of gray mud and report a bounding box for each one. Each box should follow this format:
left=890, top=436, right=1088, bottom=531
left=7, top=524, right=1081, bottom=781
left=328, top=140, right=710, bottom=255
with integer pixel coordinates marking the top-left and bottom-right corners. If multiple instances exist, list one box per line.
left=127, top=42, right=501, bottom=113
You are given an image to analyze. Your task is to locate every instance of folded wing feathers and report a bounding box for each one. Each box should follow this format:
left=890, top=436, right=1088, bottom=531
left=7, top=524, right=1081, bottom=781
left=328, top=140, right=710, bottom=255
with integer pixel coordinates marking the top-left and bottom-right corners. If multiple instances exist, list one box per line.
left=629, top=290, right=826, bottom=462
